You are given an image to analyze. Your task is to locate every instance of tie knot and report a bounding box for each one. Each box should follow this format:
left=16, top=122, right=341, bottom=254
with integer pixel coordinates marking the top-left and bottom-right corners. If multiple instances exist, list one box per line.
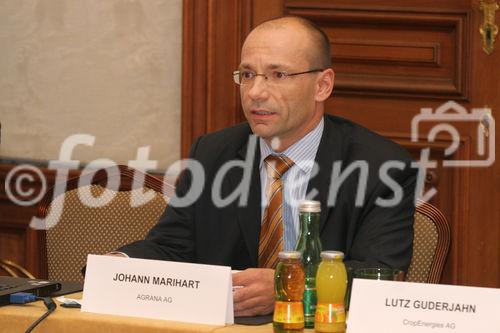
left=264, top=155, right=294, bottom=179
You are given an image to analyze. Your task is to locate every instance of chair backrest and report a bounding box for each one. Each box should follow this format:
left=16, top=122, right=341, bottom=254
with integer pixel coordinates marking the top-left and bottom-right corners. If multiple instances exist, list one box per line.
left=0, top=259, right=35, bottom=278
left=35, top=165, right=172, bottom=282
left=405, top=200, right=451, bottom=283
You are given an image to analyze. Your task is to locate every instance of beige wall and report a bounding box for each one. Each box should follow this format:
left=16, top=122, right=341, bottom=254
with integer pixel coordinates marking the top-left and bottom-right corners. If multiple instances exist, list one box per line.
left=0, top=0, right=182, bottom=170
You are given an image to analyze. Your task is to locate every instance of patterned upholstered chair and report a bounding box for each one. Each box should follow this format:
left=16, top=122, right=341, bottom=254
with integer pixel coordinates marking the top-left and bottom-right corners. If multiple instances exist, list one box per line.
left=0, top=259, right=35, bottom=278
left=34, top=165, right=172, bottom=283
left=405, top=200, right=451, bottom=283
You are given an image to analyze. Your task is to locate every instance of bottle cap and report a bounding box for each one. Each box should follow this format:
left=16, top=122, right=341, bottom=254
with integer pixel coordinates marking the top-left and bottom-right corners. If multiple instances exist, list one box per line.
left=278, top=251, right=302, bottom=259
left=299, top=200, right=321, bottom=213
left=320, top=251, right=344, bottom=259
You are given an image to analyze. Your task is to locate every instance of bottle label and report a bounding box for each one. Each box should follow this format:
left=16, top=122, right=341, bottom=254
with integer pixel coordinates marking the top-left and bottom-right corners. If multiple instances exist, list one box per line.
left=273, top=301, right=304, bottom=324
left=315, top=303, right=346, bottom=324
left=303, top=287, right=317, bottom=317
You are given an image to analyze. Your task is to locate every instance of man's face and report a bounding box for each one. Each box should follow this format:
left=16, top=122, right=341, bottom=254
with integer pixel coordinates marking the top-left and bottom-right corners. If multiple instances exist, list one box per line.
left=239, top=26, right=324, bottom=151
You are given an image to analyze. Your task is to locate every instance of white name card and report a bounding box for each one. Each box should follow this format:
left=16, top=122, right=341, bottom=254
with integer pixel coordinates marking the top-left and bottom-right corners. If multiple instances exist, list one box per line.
left=347, top=279, right=500, bottom=333
left=82, top=255, right=234, bottom=326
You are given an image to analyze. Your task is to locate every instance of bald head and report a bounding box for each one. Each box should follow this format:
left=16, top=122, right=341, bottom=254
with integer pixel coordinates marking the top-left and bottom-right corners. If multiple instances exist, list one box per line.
left=248, top=16, right=332, bottom=69
left=238, top=16, right=335, bottom=152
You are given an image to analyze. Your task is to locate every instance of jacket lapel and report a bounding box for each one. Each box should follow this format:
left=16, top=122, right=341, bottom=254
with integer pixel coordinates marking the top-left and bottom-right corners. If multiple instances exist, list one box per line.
left=228, top=135, right=261, bottom=267
left=307, top=115, right=344, bottom=233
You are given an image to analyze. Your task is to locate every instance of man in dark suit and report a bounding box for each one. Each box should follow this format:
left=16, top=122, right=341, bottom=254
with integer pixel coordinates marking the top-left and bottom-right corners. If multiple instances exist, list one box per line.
left=117, top=16, right=416, bottom=316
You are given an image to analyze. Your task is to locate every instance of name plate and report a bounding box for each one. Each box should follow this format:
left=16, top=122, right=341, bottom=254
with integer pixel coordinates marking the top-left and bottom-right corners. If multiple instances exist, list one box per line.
left=82, top=255, right=233, bottom=326
left=347, top=279, right=500, bottom=333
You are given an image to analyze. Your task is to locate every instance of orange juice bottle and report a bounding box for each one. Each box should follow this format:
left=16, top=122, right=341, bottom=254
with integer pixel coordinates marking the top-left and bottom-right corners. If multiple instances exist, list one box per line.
left=273, top=251, right=305, bottom=332
left=314, top=251, right=347, bottom=333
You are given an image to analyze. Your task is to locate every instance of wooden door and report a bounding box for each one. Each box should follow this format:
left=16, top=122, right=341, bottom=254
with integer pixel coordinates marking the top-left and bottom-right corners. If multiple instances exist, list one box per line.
left=182, top=0, right=500, bottom=287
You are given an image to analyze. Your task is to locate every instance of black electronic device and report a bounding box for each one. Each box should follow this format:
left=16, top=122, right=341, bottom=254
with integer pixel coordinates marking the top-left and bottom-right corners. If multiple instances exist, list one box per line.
left=0, top=276, right=61, bottom=306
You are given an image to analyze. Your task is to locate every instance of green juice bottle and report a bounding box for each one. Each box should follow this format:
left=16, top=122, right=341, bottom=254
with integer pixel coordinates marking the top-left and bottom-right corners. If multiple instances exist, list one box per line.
left=295, top=200, right=322, bottom=328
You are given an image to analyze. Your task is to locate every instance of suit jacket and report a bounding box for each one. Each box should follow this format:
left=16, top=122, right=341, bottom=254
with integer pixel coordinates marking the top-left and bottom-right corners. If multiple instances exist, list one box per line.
left=120, top=114, right=417, bottom=271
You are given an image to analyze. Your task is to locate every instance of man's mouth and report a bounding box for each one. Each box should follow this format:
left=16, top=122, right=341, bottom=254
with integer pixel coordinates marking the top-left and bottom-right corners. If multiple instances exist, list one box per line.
left=251, top=109, right=275, bottom=116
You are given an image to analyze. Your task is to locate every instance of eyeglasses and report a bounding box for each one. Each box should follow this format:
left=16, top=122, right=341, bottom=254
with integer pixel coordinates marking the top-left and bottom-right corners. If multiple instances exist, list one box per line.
left=232, top=69, right=324, bottom=85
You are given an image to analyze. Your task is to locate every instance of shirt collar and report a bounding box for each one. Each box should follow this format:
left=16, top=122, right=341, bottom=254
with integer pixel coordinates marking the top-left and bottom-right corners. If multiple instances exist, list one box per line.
left=259, top=117, right=324, bottom=174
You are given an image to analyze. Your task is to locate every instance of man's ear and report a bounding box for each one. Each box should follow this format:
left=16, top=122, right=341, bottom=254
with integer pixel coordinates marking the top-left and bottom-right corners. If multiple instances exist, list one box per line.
left=315, top=69, right=335, bottom=102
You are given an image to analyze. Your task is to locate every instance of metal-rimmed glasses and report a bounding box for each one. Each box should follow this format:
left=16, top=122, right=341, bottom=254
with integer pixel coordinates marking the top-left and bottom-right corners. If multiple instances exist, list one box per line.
left=232, top=69, right=324, bottom=85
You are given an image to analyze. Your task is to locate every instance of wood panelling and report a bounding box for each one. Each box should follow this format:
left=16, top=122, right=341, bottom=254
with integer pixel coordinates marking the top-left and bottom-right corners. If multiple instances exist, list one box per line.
left=0, top=224, right=26, bottom=269
left=331, top=41, right=440, bottom=65
left=181, top=0, right=252, bottom=158
left=285, top=7, right=470, bottom=99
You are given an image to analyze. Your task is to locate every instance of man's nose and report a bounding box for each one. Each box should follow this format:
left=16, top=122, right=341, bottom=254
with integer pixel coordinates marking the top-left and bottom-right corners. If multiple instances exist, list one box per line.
left=246, top=75, right=270, bottom=100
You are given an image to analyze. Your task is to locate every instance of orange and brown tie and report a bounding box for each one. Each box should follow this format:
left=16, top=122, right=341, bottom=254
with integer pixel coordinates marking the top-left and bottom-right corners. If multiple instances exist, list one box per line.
left=258, top=154, right=294, bottom=268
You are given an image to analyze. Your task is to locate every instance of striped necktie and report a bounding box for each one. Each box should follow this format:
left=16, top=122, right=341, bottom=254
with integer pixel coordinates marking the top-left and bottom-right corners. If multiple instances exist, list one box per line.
left=258, top=154, right=294, bottom=268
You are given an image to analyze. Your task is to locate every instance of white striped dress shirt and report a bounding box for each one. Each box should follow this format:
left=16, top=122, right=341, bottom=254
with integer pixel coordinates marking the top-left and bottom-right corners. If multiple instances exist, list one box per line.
left=259, top=118, right=324, bottom=250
